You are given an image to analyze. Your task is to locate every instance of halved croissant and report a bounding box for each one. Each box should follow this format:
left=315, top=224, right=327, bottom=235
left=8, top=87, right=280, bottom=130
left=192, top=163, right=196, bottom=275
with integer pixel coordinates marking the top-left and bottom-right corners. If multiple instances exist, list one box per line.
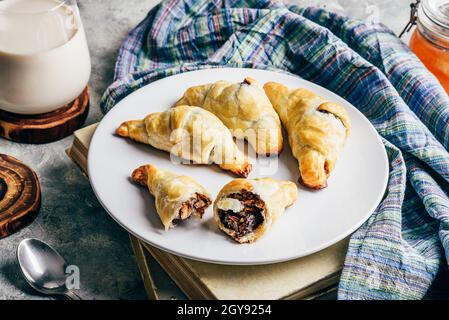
left=132, top=164, right=212, bottom=230
left=214, top=178, right=297, bottom=243
left=264, top=83, right=351, bottom=189
left=175, top=77, right=283, bottom=155
left=117, top=105, right=252, bottom=178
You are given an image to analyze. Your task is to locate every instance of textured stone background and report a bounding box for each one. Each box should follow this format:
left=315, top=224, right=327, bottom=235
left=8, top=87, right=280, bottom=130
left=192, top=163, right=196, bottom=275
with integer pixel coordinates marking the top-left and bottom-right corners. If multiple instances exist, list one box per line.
left=0, top=0, right=411, bottom=300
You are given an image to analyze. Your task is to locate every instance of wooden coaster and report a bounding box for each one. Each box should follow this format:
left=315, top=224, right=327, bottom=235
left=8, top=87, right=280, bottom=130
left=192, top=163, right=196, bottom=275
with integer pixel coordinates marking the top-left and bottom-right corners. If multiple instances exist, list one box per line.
left=0, top=87, right=89, bottom=144
left=0, top=154, right=41, bottom=239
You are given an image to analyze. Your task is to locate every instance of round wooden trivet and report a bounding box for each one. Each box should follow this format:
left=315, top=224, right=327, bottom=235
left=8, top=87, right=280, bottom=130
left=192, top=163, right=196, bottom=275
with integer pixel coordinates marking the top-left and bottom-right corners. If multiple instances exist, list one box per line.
left=0, top=87, right=89, bottom=144
left=0, top=154, right=41, bottom=239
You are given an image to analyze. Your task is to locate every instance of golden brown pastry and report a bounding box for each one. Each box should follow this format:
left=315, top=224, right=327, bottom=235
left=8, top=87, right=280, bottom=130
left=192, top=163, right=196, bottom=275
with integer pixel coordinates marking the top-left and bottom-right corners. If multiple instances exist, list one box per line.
left=175, top=77, right=283, bottom=155
left=214, top=178, right=297, bottom=243
left=132, top=164, right=212, bottom=230
left=117, top=105, right=252, bottom=177
left=264, top=83, right=351, bottom=189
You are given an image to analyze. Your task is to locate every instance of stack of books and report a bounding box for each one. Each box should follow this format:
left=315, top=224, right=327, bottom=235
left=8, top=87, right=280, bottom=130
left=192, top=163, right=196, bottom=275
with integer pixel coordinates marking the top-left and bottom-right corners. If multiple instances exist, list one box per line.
left=67, top=124, right=348, bottom=300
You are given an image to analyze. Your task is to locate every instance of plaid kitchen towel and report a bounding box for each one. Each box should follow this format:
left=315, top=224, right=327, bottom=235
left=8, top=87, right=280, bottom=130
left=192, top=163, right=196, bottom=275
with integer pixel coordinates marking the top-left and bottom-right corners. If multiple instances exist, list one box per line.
left=101, top=0, right=449, bottom=299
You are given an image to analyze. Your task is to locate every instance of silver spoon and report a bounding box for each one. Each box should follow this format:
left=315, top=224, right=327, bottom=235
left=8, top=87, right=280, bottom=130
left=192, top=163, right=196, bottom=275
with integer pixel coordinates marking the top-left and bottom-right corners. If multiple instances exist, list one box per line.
left=17, top=238, right=81, bottom=300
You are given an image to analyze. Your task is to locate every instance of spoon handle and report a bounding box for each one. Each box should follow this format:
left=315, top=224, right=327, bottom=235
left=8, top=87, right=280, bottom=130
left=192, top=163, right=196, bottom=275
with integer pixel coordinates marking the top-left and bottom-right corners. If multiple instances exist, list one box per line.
left=64, top=290, right=82, bottom=300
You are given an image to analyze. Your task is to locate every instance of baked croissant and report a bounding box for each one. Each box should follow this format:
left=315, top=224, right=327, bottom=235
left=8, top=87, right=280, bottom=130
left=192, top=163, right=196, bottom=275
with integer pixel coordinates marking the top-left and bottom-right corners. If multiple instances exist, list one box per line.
left=175, top=77, right=283, bottom=155
left=117, top=105, right=252, bottom=177
left=132, top=164, right=212, bottom=230
left=214, top=178, right=297, bottom=243
left=264, top=83, right=351, bottom=189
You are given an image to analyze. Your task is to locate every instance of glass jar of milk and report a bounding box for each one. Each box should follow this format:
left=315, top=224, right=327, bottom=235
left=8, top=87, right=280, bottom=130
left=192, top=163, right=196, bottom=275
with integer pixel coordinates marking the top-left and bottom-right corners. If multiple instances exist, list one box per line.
left=0, top=0, right=91, bottom=115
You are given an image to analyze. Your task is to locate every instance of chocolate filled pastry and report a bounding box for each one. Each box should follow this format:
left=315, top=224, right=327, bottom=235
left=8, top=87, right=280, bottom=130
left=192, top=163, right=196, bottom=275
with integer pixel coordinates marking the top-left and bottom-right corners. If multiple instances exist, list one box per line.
left=132, top=164, right=212, bottom=230
left=117, top=105, right=252, bottom=178
left=175, top=77, right=283, bottom=155
left=214, top=178, right=297, bottom=243
left=264, top=83, right=351, bottom=189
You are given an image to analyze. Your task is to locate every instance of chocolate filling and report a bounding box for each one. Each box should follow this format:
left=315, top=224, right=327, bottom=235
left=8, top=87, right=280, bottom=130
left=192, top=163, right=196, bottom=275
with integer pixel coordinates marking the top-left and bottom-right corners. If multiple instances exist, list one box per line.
left=218, top=189, right=265, bottom=238
left=178, top=193, right=212, bottom=221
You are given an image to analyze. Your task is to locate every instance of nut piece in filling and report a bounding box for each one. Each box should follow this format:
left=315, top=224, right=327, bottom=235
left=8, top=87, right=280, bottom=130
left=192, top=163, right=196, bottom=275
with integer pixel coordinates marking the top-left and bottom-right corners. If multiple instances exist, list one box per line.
left=217, top=189, right=266, bottom=243
left=178, top=193, right=212, bottom=220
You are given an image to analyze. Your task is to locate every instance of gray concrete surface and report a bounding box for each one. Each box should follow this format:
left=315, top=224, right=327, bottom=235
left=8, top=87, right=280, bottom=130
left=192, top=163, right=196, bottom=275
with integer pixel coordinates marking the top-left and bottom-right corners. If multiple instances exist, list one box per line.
left=0, top=0, right=411, bottom=300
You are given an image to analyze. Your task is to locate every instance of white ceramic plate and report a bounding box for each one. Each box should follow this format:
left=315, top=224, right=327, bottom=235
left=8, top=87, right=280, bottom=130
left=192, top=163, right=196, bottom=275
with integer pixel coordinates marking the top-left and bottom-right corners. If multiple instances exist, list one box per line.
left=88, top=68, right=388, bottom=265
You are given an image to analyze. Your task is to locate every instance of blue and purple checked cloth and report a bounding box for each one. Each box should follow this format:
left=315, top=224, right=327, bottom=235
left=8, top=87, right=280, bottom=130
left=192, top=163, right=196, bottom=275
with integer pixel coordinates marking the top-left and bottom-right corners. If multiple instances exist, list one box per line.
left=101, top=0, right=449, bottom=299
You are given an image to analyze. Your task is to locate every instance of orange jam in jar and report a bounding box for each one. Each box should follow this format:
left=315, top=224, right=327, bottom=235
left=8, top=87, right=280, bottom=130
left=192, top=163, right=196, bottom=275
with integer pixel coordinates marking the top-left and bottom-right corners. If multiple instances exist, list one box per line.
left=409, top=0, right=449, bottom=93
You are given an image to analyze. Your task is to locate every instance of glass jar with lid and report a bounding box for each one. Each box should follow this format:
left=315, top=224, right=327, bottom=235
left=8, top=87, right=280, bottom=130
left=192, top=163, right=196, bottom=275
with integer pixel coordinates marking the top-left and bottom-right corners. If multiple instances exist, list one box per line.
left=408, top=0, right=449, bottom=93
